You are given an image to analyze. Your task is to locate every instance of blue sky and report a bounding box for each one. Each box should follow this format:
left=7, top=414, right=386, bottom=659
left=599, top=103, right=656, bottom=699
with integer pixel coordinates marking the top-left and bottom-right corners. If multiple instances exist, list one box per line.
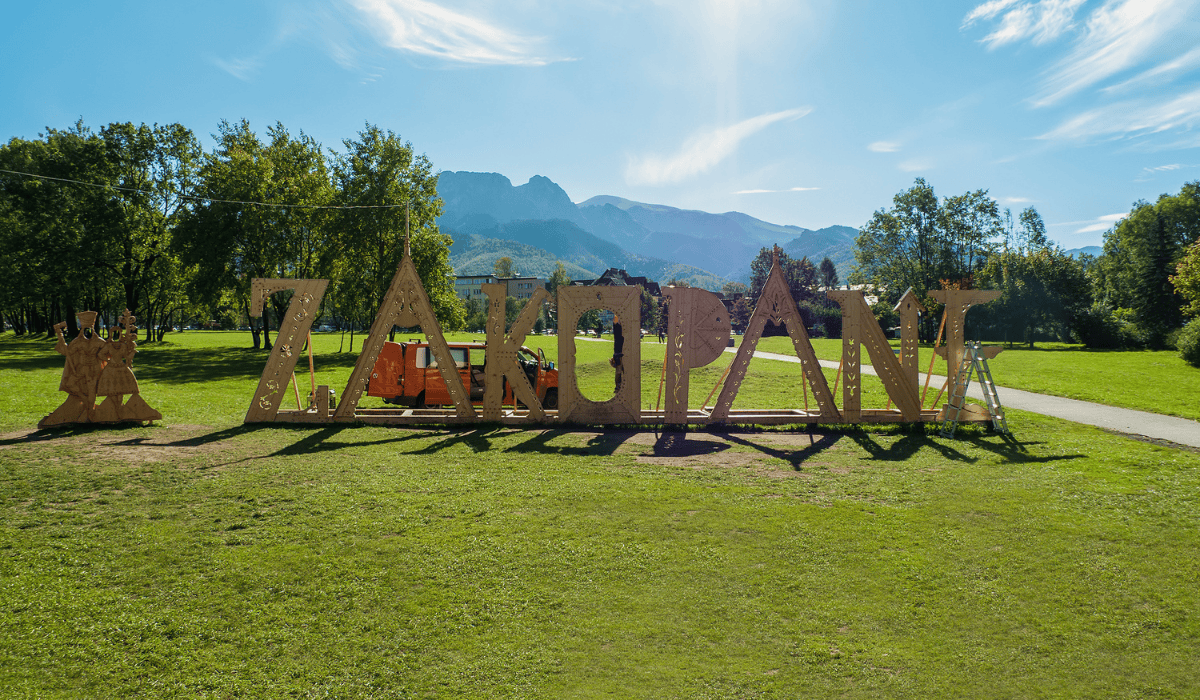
left=3, top=0, right=1199, bottom=248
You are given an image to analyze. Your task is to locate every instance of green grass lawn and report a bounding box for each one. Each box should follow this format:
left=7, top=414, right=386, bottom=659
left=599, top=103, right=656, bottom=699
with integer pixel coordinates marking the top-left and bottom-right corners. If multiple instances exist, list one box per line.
left=745, top=336, right=1200, bottom=421
left=3, top=330, right=1199, bottom=697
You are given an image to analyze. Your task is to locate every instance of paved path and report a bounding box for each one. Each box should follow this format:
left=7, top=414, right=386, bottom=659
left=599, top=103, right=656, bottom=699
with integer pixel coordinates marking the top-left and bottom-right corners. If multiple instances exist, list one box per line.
left=722, top=347, right=1200, bottom=449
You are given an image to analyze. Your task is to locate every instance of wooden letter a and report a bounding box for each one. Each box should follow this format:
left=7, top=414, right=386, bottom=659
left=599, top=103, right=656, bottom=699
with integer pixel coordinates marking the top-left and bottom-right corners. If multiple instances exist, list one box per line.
left=709, top=251, right=839, bottom=424
left=334, top=244, right=474, bottom=421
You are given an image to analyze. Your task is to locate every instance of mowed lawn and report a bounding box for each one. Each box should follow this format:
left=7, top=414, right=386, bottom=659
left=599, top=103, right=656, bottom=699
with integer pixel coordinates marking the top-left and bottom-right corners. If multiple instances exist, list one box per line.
left=2, top=331, right=1199, bottom=698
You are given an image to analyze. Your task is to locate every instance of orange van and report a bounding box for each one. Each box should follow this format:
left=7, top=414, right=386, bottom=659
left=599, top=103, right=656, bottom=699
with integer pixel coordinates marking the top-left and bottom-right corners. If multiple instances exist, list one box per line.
left=367, top=341, right=559, bottom=409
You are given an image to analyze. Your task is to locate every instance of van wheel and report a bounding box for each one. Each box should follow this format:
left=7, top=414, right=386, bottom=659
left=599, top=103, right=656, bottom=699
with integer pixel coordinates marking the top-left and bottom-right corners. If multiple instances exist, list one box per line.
left=543, top=388, right=558, bottom=410
left=414, top=391, right=426, bottom=409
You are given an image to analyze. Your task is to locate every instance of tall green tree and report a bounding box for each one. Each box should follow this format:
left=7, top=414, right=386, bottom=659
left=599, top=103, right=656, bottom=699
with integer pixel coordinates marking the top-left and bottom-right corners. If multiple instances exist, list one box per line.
left=94, top=122, right=202, bottom=339
left=177, top=120, right=334, bottom=349
left=818, top=257, right=838, bottom=289
left=334, top=124, right=462, bottom=337
left=853, top=179, right=1005, bottom=339
left=1092, top=183, right=1200, bottom=347
left=493, top=256, right=516, bottom=278
left=1172, top=240, right=1200, bottom=319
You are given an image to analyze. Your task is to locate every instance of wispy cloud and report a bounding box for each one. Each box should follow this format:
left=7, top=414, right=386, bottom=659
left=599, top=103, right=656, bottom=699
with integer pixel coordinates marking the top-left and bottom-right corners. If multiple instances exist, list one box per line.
left=1145, top=163, right=1182, bottom=172
left=868, top=141, right=900, bottom=152
left=735, top=186, right=820, bottom=194
left=1003, top=196, right=1034, bottom=203
left=962, top=0, right=1086, bottom=49
left=1055, top=212, right=1125, bottom=233
left=625, top=108, right=811, bottom=186
left=898, top=159, right=932, bottom=172
left=1101, top=46, right=1200, bottom=95
left=1032, top=0, right=1194, bottom=107
left=1037, top=86, right=1200, bottom=141
left=348, top=0, right=562, bottom=66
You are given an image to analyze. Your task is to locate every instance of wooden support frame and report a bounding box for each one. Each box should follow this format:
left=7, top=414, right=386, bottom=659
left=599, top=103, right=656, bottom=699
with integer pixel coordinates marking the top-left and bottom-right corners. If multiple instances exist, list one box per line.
left=930, top=289, right=1003, bottom=385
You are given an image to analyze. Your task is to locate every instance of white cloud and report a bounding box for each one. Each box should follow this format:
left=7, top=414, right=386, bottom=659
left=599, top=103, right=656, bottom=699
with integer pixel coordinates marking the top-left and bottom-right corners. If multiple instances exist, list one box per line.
left=735, top=186, right=820, bottom=194
left=1069, top=212, right=1126, bottom=233
left=1003, top=196, right=1034, bottom=203
left=625, top=108, right=811, bottom=186
left=868, top=141, right=900, bottom=152
left=963, top=0, right=1086, bottom=49
left=1145, top=163, right=1182, bottom=172
left=1038, top=86, right=1200, bottom=141
left=348, top=0, right=561, bottom=65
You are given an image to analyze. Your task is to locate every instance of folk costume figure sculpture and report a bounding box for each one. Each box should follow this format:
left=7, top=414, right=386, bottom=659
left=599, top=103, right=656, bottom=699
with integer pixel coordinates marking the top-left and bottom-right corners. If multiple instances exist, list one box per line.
left=38, top=309, right=162, bottom=429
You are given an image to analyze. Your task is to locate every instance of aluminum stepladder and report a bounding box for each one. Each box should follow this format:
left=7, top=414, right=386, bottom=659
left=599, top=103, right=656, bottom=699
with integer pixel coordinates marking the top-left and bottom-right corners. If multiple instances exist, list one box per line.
left=939, top=341, right=1008, bottom=438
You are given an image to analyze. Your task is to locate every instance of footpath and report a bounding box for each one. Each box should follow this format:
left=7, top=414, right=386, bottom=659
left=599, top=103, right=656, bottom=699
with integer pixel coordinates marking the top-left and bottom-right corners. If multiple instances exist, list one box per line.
left=723, top=347, right=1200, bottom=449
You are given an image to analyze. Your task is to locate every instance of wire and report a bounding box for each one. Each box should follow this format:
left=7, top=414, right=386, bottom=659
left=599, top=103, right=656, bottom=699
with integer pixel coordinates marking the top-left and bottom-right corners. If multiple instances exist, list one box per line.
left=0, top=168, right=411, bottom=210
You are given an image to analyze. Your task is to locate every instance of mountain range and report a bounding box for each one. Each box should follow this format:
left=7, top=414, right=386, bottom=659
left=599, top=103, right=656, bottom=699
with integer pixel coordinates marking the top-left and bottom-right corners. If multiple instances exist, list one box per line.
left=437, top=171, right=858, bottom=290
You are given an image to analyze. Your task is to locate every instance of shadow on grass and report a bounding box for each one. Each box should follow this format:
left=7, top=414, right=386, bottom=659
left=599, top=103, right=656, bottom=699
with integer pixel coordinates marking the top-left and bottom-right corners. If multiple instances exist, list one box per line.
left=721, top=431, right=842, bottom=471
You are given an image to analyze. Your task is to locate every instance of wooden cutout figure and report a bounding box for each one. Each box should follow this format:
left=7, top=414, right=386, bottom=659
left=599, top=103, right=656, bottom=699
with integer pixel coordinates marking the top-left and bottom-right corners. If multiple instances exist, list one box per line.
left=39, top=311, right=107, bottom=428
left=556, top=285, right=641, bottom=424
left=709, top=250, right=839, bottom=424
left=93, top=309, right=161, bottom=424
left=893, top=288, right=925, bottom=391
left=482, top=283, right=549, bottom=421
left=334, top=238, right=474, bottom=422
left=826, top=290, right=922, bottom=422
left=244, top=278, right=329, bottom=422
left=662, top=286, right=730, bottom=425
left=929, top=289, right=1002, bottom=385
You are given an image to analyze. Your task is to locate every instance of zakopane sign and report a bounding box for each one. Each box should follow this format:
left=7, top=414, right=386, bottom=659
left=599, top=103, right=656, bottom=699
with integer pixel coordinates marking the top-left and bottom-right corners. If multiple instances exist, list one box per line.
left=244, top=241, right=1000, bottom=428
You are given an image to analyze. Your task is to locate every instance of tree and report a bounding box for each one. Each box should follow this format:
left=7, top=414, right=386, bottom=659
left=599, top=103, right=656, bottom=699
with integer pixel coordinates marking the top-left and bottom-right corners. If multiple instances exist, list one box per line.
left=748, top=246, right=818, bottom=305
left=722, top=281, right=748, bottom=296
left=94, top=122, right=202, bottom=340
left=177, top=120, right=334, bottom=349
left=1092, top=182, right=1200, bottom=346
left=493, top=256, right=516, bottom=278
left=853, top=179, right=1004, bottom=339
left=818, top=257, right=838, bottom=289
left=333, top=124, right=462, bottom=339
left=1171, top=240, right=1200, bottom=318
left=977, top=245, right=1090, bottom=347
left=545, top=261, right=571, bottom=330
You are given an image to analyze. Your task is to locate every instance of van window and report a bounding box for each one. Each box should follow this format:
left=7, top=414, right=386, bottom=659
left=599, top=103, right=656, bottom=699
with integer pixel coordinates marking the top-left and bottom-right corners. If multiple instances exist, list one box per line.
left=415, top=347, right=429, bottom=368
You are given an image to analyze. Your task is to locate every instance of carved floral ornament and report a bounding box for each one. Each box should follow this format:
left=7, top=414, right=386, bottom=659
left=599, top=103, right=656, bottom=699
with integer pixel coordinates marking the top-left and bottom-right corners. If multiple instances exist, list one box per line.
left=240, top=247, right=1000, bottom=428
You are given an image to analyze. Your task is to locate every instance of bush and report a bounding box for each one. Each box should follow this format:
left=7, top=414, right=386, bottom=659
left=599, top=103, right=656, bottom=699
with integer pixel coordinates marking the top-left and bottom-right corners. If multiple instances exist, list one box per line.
left=1178, top=319, right=1200, bottom=367
left=1072, top=304, right=1140, bottom=349
left=798, top=300, right=841, bottom=339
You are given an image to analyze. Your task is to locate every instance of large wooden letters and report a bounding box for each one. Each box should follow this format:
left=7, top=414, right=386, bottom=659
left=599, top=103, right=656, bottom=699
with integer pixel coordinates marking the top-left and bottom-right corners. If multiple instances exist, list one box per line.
left=827, top=289, right=921, bottom=421
left=662, top=287, right=731, bottom=425
left=556, top=285, right=641, bottom=424
left=245, top=279, right=329, bottom=423
left=482, top=283, right=549, bottom=421
left=709, top=253, right=838, bottom=424
left=333, top=248, right=474, bottom=423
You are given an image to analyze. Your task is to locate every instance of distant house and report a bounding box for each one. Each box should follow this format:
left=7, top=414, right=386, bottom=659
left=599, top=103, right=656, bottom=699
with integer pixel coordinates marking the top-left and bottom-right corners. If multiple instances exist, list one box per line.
left=572, top=268, right=661, bottom=296
left=454, top=274, right=547, bottom=301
